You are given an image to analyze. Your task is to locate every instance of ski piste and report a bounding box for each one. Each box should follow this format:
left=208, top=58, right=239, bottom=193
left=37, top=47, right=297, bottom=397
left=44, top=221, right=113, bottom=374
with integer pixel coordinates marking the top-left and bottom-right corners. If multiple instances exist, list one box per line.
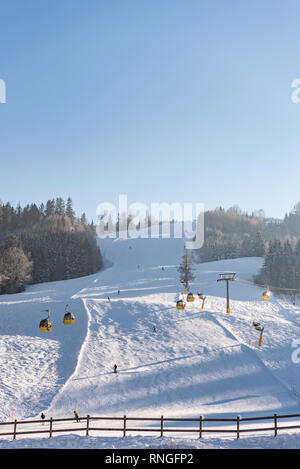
left=1, top=234, right=300, bottom=447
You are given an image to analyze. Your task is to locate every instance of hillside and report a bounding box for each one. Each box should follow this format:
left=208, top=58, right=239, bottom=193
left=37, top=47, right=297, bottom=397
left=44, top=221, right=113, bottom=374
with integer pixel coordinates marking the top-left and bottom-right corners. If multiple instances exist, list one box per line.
left=0, top=235, right=300, bottom=446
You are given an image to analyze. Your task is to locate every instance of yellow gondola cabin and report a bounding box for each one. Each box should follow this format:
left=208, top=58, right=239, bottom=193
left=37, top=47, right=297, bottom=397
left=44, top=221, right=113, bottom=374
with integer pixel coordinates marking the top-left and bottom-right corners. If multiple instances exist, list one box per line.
left=64, top=304, right=75, bottom=325
left=176, top=299, right=186, bottom=310
left=187, top=292, right=195, bottom=302
left=262, top=290, right=270, bottom=301
left=39, top=309, right=52, bottom=332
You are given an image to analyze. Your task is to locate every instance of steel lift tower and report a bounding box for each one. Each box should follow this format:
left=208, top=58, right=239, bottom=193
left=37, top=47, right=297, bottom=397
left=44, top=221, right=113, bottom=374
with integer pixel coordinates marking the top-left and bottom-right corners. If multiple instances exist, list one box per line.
left=217, top=272, right=237, bottom=313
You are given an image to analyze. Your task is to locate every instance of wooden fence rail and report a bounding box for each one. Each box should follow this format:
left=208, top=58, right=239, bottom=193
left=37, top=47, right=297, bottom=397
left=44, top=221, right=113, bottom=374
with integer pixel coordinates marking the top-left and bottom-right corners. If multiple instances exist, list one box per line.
left=1, top=412, right=300, bottom=440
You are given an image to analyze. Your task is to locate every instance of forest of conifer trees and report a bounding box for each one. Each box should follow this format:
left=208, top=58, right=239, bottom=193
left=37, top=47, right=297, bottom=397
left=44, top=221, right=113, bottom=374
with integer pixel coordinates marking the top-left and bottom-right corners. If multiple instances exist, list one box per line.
left=254, top=238, right=300, bottom=294
left=0, top=197, right=103, bottom=294
left=196, top=202, right=300, bottom=294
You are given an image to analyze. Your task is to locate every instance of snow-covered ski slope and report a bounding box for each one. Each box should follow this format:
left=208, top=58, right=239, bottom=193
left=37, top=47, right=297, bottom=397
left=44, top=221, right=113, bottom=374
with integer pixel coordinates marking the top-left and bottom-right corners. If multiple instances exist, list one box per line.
left=1, top=234, right=300, bottom=426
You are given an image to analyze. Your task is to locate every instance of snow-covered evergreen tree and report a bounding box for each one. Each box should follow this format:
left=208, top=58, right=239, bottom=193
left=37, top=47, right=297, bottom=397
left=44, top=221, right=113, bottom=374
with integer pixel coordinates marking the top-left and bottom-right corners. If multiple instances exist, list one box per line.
left=177, top=249, right=195, bottom=286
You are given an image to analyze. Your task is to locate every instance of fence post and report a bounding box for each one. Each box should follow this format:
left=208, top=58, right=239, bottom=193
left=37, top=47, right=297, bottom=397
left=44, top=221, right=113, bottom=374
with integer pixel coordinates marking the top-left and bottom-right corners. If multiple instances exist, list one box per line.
left=160, top=415, right=164, bottom=437
left=49, top=417, right=53, bottom=438
left=86, top=415, right=90, bottom=436
left=274, top=413, right=278, bottom=437
left=236, top=415, right=240, bottom=439
left=199, top=416, right=203, bottom=438
left=123, top=415, right=127, bottom=437
left=13, top=419, right=17, bottom=440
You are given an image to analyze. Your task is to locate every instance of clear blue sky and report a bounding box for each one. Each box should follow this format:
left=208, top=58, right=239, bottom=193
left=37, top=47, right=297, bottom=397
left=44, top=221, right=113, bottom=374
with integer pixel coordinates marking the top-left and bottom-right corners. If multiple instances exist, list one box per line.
left=1, top=0, right=300, bottom=221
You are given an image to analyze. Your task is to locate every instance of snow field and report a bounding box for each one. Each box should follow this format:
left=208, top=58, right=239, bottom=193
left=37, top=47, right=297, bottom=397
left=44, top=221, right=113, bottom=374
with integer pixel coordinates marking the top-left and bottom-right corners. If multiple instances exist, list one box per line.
left=1, top=235, right=300, bottom=448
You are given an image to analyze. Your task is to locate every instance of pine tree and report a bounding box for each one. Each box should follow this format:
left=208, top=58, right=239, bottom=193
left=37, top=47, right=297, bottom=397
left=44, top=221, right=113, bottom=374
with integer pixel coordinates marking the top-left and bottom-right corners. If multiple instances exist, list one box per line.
left=177, top=249, right=195, bottom=287
left=281, top=240, right=295, bottom=289
left=39, top=203, right=45, bottom=216
left=252, top=231, right=266, bottom=257
left=55, top=197, right=66, bottom=216
left=66, top=197, right=75, bottom=225
left=45, top=199, right=55, bottom=217
left=80, top=213, right=87, bottom=227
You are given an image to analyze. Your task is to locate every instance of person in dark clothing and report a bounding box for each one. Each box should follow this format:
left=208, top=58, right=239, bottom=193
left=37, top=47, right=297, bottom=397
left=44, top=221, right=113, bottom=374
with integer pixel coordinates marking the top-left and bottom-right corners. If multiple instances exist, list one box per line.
left=74, top=410, right=80, bottom=422
left=153, top=325, right=157, bottom=333
left=118, top=290, right=120, bottom=295
left=108, top=296, right=110, bottom=301
left=114, top=364, right=117, bottom=373
left=41, top=413, right=45, bottom=425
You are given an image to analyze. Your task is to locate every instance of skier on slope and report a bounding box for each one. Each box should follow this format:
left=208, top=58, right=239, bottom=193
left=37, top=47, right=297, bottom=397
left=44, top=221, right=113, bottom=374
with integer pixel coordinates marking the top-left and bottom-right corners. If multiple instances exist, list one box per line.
left=114, top=364, right=117, bottom=373
left=74, top=410, right=80, bottom=422
left=41, top=413, right=45, bottom=425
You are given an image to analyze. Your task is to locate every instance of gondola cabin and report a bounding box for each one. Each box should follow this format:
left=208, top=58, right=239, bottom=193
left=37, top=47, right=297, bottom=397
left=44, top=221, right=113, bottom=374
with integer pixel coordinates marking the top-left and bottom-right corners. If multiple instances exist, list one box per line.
left=186, top=292, right=195, bottom=302
left=64, top=304, right=75, bottom=325
left=64, top=312, right=75, bottom=325
left=176, top=299, right=186, bottom=310
left=262, top=291, right=270, bottom=301
left=39, top=309, right=51, bottom=332
left=39, top=318, right=52, bottom=332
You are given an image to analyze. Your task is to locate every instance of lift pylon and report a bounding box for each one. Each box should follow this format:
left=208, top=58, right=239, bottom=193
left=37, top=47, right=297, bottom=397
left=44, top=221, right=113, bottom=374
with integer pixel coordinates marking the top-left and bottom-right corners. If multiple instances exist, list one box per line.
left=217, top=273, right=237, bottom=313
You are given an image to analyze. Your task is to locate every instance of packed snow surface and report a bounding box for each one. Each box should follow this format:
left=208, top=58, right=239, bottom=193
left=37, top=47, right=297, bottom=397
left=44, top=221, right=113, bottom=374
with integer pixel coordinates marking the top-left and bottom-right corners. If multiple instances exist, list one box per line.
left=1, top=234, right=300, bottom=448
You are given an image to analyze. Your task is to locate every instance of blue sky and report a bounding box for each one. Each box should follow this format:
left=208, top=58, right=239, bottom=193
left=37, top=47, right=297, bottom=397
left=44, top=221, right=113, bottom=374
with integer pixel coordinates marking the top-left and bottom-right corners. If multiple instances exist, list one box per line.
left=1, top=0, right=300, bottom=221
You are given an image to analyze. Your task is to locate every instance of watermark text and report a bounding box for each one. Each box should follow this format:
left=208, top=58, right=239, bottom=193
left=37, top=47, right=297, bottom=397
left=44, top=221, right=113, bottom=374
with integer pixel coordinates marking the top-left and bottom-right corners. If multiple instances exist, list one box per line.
left=0, top=79, right=6, bottom=103
left=96, top=195, right=204, bottom=250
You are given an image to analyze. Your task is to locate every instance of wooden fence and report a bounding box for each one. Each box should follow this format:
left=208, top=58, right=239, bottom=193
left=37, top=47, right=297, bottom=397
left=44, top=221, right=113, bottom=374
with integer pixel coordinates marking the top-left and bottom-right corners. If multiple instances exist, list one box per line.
left=1, top=413, right=300, bottom=440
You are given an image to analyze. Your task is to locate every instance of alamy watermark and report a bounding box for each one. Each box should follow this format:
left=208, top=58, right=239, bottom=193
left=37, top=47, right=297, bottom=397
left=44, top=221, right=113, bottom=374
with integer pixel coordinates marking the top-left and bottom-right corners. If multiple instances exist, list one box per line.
left=0, top=79, right=6, bottom=103
left=291, top=339, right=300, bottom=363
left=96, top=195, right=204, bottom=250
